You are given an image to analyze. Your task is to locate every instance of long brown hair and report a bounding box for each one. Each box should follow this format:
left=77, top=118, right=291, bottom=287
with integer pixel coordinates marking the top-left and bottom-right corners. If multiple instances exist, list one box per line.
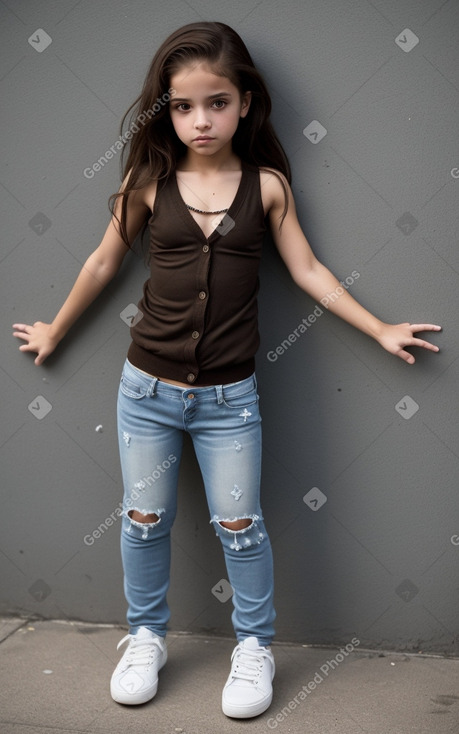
left=110, top=21, right=291, bottom=247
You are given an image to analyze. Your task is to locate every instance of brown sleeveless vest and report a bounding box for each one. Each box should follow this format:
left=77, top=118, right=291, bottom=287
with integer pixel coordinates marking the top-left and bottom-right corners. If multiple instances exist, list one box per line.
left=127, top=160, right=267, bottom=385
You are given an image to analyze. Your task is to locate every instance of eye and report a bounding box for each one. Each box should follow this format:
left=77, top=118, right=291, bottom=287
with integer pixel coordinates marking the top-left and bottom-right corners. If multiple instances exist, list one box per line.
left=174, top=103, right=190, bottom=111
left=212, top=99, right=227, bottom=109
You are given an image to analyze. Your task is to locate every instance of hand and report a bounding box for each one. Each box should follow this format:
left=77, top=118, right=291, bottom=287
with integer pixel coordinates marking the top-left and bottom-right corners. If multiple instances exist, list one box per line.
left=376, top=322, right=442, bottom=364
left=12, top=321, right=60, bottom=366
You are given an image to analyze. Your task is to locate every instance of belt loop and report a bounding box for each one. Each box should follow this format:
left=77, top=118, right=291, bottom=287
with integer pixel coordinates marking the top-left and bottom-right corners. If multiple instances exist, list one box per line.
left=215, top=384, right=223, bottom=404
left=147, top=377, right=158, bottom=398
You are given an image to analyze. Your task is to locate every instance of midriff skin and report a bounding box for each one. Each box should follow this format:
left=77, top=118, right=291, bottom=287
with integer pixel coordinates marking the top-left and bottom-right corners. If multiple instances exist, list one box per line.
left=133, top=364, right=203, bottom=388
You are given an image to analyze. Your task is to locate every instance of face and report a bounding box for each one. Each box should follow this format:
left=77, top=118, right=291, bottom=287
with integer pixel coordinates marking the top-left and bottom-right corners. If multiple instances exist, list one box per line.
left=168, top=61, right=251, bottom=158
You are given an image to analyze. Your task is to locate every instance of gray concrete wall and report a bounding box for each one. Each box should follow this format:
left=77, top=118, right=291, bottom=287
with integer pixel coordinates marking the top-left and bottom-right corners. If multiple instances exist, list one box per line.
left=1, top=0, right=457, bottom=653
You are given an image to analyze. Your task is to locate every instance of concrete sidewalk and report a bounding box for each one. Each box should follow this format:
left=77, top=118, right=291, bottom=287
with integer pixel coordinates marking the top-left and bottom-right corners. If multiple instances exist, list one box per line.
left=0, top=618, right=458, bottom=733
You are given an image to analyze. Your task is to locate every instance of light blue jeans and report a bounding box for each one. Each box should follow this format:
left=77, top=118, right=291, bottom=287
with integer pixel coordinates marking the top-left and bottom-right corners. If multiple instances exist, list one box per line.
left=117, top=359, right=275, bottom=646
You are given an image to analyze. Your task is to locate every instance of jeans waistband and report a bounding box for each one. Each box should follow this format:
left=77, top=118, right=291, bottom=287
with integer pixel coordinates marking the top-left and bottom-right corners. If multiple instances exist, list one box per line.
left=124, top=359, right=257, bottom=403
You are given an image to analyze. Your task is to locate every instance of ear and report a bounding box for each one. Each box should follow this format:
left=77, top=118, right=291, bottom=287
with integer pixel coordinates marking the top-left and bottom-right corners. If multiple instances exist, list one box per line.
left=240, top=91, right=252, bottom=118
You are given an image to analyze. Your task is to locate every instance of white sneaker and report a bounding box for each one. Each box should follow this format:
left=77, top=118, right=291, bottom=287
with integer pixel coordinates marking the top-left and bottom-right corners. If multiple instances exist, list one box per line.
left=222, top=636, right=275, bottom=718
left=110, top=626, right=167, bottom=705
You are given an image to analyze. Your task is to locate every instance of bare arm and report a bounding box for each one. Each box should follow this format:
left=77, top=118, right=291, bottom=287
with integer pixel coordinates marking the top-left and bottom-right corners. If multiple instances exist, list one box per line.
left=263, top=170, right=441, bottom=364
left=13, top=180, right=151, bottom=365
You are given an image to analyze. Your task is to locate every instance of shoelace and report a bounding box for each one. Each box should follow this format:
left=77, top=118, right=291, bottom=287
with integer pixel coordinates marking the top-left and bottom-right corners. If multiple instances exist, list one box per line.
left=231, top=647, right=269, bottom=682
left=117, top=633, right=162, bottom=668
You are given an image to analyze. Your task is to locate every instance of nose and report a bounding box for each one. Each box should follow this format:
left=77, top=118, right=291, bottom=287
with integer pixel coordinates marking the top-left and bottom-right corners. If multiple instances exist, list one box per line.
left=194, top=106, right=211, bottom=130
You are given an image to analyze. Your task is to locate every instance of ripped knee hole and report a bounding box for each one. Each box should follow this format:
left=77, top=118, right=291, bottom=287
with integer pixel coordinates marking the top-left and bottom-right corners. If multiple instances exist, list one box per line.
left=219, top=518, right=253, bottom=531
left=127, top=512, right=252, bottom=530
left=129, top=510, right=160, bottom=524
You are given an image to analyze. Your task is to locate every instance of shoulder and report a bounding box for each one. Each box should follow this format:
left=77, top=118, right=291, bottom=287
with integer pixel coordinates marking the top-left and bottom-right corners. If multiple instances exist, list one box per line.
left=258, top=166, right=289, bottom=187
left=140, top=178, right=159, bottom=213
left=257, top=166, right=292, bottom=216
left=121, top=165, right=159, bottom=213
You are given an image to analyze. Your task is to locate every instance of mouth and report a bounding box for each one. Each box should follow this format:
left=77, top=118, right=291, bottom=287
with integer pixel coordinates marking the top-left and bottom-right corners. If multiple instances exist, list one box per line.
left=193, top=136, right=214, bottom=142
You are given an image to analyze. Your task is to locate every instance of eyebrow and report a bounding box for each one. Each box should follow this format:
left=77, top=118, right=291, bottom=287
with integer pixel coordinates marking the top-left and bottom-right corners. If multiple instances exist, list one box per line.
left=172, top=92, right=233, bottom=102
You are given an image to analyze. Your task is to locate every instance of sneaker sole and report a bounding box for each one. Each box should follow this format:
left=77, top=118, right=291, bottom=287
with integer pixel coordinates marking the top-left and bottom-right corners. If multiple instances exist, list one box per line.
left=222, top=691, right=273, bottom=719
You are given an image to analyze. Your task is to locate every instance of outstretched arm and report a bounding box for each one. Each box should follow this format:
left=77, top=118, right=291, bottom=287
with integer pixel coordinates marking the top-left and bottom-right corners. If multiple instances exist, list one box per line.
left=13, top=180, right=151, bottom=365
left=263, top=171, right=441, bottom=364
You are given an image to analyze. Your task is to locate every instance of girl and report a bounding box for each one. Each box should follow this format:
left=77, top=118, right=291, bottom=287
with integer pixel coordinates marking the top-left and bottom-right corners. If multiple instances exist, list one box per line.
left=12, top=21, right=441, bottom=720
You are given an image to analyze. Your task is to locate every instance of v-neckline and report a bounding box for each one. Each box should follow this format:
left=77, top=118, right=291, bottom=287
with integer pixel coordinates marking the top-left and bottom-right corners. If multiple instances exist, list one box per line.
left=172, top=162, right=247, bottom=242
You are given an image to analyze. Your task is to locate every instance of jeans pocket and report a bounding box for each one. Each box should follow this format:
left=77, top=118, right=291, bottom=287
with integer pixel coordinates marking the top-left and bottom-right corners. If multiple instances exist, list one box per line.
left=119, top=373, right=148, bottom=400
left=222, top=383, right=258, bottom=409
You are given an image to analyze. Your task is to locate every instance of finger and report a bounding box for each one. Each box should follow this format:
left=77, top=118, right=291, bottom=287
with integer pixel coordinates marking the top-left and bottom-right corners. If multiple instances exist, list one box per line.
left=398, top=349, right=415, bottom=365
left=411, top=338, right=440, bottom=352
left=409, top=324, right=442, bottom=333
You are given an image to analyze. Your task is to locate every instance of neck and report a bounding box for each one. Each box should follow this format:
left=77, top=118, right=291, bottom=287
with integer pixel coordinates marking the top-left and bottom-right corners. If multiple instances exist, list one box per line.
left=178, top=145, right=241, bottom=174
